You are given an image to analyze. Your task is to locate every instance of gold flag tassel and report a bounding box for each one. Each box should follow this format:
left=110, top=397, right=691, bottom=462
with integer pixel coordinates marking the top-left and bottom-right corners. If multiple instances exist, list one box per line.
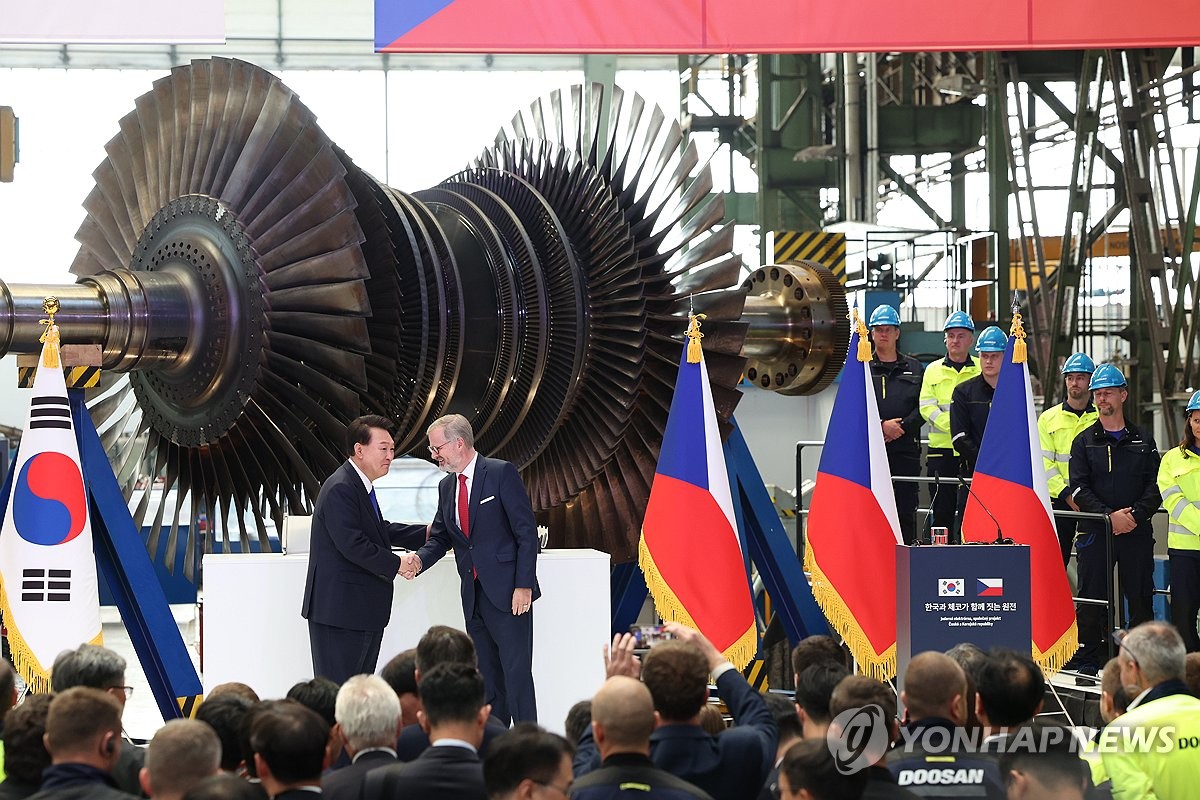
left=686, top=313, right=707, bottom=364
left=1010, top=308, right=1028, bottom=364
left=853, top=308, right=872, bottom=362
left=39, top=296, right=61, bottom=369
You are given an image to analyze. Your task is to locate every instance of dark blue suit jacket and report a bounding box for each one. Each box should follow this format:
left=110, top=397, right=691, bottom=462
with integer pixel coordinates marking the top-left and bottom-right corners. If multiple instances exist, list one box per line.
left=414, top=455, right=540, bottom=612
left=302, top=461, right=427, bottom=632
left=362, top=745, right=486, bottom=800
left=574, top=670, right=777, bottom=800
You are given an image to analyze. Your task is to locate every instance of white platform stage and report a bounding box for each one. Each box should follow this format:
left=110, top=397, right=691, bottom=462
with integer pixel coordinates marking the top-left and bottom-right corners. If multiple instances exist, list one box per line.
left=201, top=549, right=611, bottom=734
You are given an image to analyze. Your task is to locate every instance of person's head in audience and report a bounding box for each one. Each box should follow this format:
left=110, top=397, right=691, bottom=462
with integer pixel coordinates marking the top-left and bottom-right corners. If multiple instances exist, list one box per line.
left=207, top=683, right=261, bottom=704
left=238, top=701, right=268, bottom=779
left=43, top=687, right=125, bottom=772
left=778, top=739, right=867, bottom=800
left=483, top=723, right=574, bottom=800
left=697, top=705, right=725, bottom=736
left=1118, top=622, right=1187, bottom=696
left=900, top=651, right=967, bottom=726
left=564, top=700, right=592, bottom=747
left=140, top=719, right=222, bottom=800
left=380, top=648, right=421, bottom=727
left=2, top=692, right=53, bottom=789
left=975, top=648, right=1045, bottom=734
left=946, top=642, right=987, bottom=732
left=794, top=663, right=849, bottom=739
left=1100, top=658, right=1131, bottom=725
left=417, top=663, right=489, bottom=747
left=590, top=677, right=654, bottom=759
left=182, top=773, right=266, bottom=800
left=791, top=636, right=846, bottom=687
left=196, top=694, right=255, bottom=773
left=334, top=674, right=401, bottom=759
left=286, top=677, right=339, bottom=728
left=764, top=692, right=803, bottom=763
left=1184, top=652, right=1200, bottom=697
left=415, top=625, right=478, bottom=675
left=249, top=701, right=330, bottom=796
left=829, top=674, right=900, bottom=767
left=0, top=658, right=16, bottom=722
left=998, top=722, right=1087, bottom=800
left=50, top=644, right=130, bottom=716
left=640, top=641, right=709, bottom=725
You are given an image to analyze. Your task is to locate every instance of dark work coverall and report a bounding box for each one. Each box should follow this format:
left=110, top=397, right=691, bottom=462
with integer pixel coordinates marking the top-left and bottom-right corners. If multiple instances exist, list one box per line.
left=949, top=375, right=996, bottom=542
left=1069, top=421, right=1162, bottom=667
left=871, top=353, right=925, bottom=544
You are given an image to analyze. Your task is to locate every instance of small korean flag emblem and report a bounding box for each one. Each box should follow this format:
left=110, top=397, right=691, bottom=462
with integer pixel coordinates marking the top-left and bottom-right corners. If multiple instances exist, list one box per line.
left=938, top=578, right=964, bottom=597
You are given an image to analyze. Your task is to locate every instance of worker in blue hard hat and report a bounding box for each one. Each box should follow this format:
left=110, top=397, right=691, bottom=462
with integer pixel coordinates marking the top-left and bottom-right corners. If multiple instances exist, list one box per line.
left=1037, top=353, right=1099, bottom=567
left=949, top=326, right=1007, bottom=529
left=867, top=304, right=925, bottom=544
left=919, top=311, right=980, bottom=539
left=1066, top=364, right=1162, bottom=677
left=1156, top=390, right=1200, bottom=652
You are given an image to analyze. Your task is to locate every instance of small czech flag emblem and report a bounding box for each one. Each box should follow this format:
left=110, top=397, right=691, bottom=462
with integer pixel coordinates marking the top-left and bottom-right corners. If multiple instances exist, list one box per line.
left=977, top=578, right=1004, bottom=597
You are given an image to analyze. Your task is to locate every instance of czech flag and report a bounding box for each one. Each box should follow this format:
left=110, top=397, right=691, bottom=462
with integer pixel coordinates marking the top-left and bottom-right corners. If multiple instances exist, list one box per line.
left=639, top=317, right=757, bottom=669
left=960, top=317, right=1078, bottom=671
left=804, top=311, right=902, bottom=679
left=0, top=320, right=103, bottom=692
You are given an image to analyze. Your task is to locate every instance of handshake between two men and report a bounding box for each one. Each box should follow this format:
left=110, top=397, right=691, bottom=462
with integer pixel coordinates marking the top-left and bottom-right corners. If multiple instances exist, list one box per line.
left=397, top=551, right=533, bottom=616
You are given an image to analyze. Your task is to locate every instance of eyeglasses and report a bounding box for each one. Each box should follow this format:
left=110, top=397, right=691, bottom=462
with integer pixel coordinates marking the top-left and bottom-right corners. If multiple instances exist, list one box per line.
left=109, top=685, right=134, bottom=698
left=1113, top=629, right=1140, bottom=668
left=533, top=779, right=572, bottom=796
left=428, top=438, right=459, bottom=456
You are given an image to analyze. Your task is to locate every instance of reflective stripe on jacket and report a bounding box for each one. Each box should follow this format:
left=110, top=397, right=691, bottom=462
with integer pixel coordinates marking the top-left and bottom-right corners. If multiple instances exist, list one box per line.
left=919, top=357, right=979, bottom=451
left=1038, top=402, right=1099, bottom=500
left=1157, top=446, right=1200, bottom=552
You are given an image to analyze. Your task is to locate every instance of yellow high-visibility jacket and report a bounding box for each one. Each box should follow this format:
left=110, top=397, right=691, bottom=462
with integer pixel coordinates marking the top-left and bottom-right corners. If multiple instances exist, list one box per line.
left=1157, top=446, right=1200, bottom=552
left=1038, top=402, right=1098, bottom=501
left=919, top=357, right=979, bottom=451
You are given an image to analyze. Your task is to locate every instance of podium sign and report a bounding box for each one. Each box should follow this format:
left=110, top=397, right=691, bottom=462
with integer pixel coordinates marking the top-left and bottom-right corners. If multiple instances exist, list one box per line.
left=896, top=544, right=1032, bottom=682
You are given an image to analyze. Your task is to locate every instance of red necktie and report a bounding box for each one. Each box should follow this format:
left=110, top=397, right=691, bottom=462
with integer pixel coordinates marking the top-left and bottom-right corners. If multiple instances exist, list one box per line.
left=458, top=473, right=470, bottom=537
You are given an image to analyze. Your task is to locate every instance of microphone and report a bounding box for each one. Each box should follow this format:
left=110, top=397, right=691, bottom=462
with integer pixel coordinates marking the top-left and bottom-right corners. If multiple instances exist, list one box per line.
left=922, top=472, right=941, bottom=546
left=955, top=466, right=1009, bottom=544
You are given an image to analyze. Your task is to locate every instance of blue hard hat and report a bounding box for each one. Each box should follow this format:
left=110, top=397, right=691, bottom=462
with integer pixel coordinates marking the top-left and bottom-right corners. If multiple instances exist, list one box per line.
left=1187, top=390, right=1200, bottom=413
left=1061, top=352, right=1096, bottom=375
left=975, top=325, right=1007, bottom=353
left=1089, top=363, right=1127, bottom=390
left=943, top=310, right=975, bottom=332
left=868, top=305, right=901, bottom=328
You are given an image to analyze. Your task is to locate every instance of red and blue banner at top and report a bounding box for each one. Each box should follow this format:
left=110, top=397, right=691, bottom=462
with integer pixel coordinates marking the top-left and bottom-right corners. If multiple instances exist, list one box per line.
left=376, top=0, right=1200, bottom=53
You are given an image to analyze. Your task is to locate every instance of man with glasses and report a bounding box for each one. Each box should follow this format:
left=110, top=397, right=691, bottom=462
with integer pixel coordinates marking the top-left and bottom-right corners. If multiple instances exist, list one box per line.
left=400, top=414, right=541, bottom=725
left=49, top=644, right=143, bottom=796
left=482, top=724, right=574, bottom=800
left=1102, top=622, right=1200, bottom=798
left=301, top=414, right=430, bottom=684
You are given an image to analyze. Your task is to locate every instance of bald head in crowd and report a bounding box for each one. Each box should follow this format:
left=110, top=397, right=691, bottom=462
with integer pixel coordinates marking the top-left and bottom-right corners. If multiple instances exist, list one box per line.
left=901, top=652, right=967, bottom=725
left=591, top=677, right=655, bottom=758
left=140, top=719, right=222, bottom=800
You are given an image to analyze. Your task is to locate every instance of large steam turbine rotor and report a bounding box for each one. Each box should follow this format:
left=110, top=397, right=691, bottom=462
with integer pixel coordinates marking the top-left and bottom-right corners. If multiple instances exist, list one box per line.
left=0, top=59, right=847, bottom=574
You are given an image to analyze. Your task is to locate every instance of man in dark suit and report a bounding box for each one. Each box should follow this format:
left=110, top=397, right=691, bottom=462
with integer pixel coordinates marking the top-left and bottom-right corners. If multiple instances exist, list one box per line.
left=400, top=414, right=540, bottom=724
left=362, top=664, right=490, bottom=800
left=249, top=703, right=329, bottom=800
left=393, top=626, right=509, bottom=761
left=482, top=725, right=574, bottom=800
left=322, top=676, right=401, bottom=800
left=574, top=624, right=778, bottom=800
left=302, top=414, right=429, bottom=684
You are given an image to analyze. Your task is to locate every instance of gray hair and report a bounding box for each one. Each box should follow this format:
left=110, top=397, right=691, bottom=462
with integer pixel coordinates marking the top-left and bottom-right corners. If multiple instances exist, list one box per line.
left=50, top=644, right=126, bottom=692
left=146, top=719, right=221, bottom=798
left=427, top=414, right=474, bottom=449
left=335, top=675, right=400, bottom=751
left=1123, top=622, right=1186, bottom=684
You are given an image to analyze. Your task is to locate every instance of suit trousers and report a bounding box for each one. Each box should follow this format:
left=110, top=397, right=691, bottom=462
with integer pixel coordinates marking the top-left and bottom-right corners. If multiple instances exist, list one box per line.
left=309, top=621, right=383, bottom=685
left=467, top=578, right=536, bottom=725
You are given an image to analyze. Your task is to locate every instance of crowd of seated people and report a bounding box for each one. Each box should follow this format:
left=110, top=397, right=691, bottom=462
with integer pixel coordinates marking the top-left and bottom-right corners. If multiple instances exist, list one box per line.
left=2, top=619, right=1200, bottom=800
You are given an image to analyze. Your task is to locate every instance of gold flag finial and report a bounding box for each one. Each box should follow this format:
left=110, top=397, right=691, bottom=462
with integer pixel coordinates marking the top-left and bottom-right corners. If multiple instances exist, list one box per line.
left=39, top=295, right=61, bottom=369
left=686, top=313, right=707, bottom=363
left=1010, top=302, right=1028, bottom=364
left=852, top=307, right=871, bottom=362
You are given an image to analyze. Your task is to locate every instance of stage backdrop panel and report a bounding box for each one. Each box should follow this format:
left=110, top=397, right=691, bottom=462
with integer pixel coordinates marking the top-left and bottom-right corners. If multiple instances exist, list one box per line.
left=202, top=549, right=610, bottom=734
